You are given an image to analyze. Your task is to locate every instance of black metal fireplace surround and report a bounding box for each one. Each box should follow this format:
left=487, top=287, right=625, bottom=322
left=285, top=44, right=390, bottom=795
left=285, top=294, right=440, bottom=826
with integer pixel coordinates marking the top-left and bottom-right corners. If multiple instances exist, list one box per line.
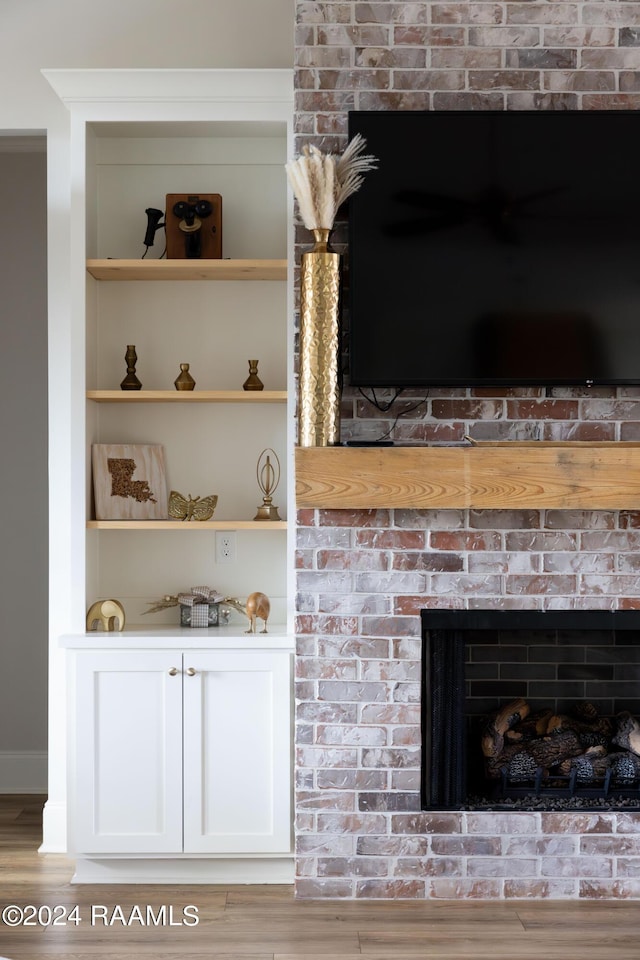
left=421, top=610, right=640, bottom=812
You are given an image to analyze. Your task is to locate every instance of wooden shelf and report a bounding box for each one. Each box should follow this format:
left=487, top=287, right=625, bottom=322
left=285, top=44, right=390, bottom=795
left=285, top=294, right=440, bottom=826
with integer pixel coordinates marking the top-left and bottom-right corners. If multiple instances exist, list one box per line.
left=86, top=258, right=287, bottom=281
left=87, top=390, right=287, bottom=403
left=87, top=520, right=287, bottom=530
left=295, top=443, right=640, bottom=511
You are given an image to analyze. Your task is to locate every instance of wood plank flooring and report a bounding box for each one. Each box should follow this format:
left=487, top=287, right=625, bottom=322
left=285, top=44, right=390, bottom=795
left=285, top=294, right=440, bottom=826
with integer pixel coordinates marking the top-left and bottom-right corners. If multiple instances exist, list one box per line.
left=0, top=796, right=638, bottom=960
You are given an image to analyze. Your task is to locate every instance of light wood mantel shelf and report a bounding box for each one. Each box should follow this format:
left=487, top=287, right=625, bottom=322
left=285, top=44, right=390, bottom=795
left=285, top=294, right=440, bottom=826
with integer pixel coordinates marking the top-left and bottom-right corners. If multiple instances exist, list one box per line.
left=295, top=443, right=640, bottom=511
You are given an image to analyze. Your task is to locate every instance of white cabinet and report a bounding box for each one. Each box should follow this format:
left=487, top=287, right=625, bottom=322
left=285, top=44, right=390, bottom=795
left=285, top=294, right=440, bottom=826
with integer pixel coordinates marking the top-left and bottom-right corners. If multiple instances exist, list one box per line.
left=68, top=641, right=292, bottom=860
left=73, top=649, right=183, bottom=855
left=183, top=650, right=291, bottom=854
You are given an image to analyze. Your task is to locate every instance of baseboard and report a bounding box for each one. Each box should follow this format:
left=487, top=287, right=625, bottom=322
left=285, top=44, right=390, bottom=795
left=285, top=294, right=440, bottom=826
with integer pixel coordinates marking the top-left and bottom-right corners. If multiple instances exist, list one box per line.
left=71, top=856, right=295, bottom=884
left=0, top=750, right=47, bottom=793
left=39, top=798, right=67, bottom=853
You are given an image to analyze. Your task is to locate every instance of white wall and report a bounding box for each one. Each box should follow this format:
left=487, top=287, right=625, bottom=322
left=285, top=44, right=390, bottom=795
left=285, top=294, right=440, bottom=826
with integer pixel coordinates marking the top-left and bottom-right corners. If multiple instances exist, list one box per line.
left=0, top=0, right=293, bottom=814
left=0, top=0, right=294, bottom=129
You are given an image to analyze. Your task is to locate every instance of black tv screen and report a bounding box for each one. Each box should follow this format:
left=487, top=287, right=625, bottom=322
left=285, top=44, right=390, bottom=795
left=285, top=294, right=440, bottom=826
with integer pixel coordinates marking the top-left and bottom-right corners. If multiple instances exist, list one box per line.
left=348, top=110, right=640, bottom=388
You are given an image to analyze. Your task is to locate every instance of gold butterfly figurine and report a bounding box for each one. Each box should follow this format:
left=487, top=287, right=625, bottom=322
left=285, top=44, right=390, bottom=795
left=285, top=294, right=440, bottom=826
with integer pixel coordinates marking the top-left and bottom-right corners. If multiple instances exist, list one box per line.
left=168, top=490, right=218, bottom=521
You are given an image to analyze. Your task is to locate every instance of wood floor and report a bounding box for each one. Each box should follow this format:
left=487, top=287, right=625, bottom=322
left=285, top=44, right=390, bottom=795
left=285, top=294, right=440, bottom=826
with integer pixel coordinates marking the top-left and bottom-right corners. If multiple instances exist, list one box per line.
left=1, top=796, right=639, bottom=960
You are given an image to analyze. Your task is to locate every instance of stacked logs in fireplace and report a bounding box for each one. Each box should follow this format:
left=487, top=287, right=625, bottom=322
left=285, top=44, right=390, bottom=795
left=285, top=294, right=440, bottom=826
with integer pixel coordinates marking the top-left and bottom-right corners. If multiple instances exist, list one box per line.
left=482, top=699, right=640, bottom=799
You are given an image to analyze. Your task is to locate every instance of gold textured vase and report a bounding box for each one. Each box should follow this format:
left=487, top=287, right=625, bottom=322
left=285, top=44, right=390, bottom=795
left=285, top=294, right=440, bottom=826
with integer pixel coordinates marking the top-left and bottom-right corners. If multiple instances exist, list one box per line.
left=299, top=228, right=341, bottom=446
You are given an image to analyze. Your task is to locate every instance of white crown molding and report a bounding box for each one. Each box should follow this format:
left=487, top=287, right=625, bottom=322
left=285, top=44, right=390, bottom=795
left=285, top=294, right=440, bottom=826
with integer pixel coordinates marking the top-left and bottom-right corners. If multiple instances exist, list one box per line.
left=41, top=69, right=293, bottom=106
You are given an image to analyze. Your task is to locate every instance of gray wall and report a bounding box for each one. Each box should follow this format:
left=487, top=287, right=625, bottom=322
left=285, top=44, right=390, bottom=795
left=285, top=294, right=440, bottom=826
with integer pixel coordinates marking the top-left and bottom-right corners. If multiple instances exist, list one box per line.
left=0, top=149, right=48, bottom=759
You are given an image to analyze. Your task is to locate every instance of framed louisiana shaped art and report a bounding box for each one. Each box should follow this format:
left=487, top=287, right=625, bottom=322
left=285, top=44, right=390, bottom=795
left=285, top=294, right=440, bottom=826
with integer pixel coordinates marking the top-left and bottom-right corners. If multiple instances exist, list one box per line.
left=92, top=443, right=168, bottom=520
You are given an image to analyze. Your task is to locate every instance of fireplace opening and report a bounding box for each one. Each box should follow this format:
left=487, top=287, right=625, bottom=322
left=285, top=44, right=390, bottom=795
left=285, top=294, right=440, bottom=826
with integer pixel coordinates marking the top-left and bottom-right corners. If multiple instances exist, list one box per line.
left=421, top=610, right=640, bottom=812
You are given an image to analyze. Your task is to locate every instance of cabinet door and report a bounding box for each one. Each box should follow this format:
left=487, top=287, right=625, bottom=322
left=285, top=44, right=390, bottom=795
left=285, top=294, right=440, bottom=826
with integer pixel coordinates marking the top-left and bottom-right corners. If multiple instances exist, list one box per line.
left=72, top=651, right=183, bottom=854
left=183, top=651, right=291, bottom=854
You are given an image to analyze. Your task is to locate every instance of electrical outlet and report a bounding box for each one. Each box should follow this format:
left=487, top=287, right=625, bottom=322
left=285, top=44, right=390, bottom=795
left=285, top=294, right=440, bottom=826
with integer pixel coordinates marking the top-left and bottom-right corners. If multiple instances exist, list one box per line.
left=215, top=531, right=236, bottom=564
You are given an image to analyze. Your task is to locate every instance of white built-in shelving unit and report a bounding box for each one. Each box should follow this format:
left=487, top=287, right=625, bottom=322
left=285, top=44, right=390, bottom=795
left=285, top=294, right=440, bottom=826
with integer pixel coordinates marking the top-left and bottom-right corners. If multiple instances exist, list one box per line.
left=43, top=69, right=295, bottom=882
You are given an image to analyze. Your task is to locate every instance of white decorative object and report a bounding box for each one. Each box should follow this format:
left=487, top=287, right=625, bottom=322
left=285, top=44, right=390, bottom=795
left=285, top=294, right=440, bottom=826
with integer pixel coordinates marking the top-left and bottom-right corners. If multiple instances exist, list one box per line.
left=285, top=133, right=377, bottom=232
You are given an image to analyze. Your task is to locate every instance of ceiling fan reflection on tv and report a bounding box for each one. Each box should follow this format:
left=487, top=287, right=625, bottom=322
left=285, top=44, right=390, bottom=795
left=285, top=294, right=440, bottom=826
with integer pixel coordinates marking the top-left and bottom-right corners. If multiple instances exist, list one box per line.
left=383, top=184, right=567, bottom=244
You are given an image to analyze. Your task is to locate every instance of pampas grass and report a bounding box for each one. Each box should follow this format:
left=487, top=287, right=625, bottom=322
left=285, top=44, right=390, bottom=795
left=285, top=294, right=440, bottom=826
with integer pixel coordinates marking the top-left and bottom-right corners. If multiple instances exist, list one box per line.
left=285, top=134, right=378, bottom=232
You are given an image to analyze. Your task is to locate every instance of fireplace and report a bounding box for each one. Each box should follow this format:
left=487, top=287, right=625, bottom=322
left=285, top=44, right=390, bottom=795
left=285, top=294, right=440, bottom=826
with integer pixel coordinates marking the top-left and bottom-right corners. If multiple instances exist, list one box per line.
left=422, top=610, right=640, bottom=813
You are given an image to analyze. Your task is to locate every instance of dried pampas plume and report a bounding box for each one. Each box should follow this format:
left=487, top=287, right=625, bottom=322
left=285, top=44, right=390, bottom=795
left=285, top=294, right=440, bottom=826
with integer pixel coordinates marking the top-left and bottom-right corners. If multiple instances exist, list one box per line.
left=285, top=134, right=378, bottom=232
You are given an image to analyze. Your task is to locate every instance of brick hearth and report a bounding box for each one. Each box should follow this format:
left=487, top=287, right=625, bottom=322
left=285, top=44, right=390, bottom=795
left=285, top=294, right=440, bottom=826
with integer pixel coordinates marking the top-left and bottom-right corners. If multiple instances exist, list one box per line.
left=293, top=0, right=640, bottom=899
left=295, top=507, right=640, bottom=898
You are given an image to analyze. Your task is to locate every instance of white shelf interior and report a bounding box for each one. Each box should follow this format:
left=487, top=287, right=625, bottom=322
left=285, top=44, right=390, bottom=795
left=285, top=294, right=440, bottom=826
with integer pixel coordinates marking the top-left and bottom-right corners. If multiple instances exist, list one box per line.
left=84, top=117, right=291, bottom=629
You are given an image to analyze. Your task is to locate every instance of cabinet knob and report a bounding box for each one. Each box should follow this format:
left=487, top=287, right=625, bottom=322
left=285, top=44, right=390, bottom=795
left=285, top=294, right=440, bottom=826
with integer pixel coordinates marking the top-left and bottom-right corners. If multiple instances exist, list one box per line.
left=186, top=667, right=197, bottom=676
left=168, top=667, right=179, bottom=676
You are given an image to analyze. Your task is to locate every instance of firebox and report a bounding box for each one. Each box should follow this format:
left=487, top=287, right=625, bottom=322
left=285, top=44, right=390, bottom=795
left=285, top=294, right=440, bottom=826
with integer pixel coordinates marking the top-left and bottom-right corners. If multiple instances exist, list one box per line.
left=421, top=610, right=640, bottom=812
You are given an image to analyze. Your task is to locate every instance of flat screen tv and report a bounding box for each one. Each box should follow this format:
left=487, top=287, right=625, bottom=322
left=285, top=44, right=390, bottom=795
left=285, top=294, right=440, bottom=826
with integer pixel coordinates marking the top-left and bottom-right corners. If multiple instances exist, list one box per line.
left=348, top=110, right=640, bottom=388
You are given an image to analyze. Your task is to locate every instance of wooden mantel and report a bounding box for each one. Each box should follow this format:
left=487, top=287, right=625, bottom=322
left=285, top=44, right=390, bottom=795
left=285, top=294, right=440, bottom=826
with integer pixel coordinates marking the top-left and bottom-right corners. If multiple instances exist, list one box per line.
left=295, top=443, right=640, bottom=510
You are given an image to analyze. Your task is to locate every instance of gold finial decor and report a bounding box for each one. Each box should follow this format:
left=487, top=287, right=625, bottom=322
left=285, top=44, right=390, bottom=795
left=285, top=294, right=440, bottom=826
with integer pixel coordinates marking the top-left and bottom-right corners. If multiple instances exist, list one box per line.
left=285, top=135, right=377, bottom=446
left=253, top=448, right=281, bottom=521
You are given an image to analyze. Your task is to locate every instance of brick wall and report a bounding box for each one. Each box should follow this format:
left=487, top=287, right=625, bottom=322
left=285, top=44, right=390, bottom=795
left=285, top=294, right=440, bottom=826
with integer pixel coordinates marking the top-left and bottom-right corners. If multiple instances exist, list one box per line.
left=295, top=0, right=640, bottom=131
left=293, top=0, right=640, bottom=899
